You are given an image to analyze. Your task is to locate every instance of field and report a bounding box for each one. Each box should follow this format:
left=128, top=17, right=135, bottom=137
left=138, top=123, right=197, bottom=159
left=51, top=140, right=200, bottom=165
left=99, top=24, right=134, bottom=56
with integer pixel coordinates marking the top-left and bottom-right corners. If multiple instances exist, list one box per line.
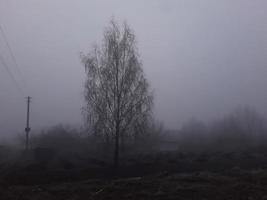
left=1, top=150, right=267, bottom=199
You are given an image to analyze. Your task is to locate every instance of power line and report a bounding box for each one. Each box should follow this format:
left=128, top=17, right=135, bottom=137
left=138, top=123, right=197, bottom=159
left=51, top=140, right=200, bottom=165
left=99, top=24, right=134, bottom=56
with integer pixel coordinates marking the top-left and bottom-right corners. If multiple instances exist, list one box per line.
left=0, top=53, right=24, bottom=96
left=0, top=23, right=27, bottom=90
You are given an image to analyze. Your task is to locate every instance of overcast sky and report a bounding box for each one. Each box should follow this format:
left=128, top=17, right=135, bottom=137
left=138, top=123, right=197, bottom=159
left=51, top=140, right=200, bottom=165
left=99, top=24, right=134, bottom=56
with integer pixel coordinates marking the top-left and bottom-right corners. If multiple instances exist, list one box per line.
left=0, top=0, right=266, bottom=137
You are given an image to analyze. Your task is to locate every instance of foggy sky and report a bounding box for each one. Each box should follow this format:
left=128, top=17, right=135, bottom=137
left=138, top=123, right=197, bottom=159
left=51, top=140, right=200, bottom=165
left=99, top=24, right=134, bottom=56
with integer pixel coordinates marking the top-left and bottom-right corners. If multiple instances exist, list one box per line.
left=0, top=0, right=266, bottom=137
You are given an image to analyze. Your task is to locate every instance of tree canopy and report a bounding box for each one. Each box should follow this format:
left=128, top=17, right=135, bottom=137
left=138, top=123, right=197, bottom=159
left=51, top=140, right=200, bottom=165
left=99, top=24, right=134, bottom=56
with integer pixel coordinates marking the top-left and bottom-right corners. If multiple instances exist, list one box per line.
left=82, top=20, right=153, bottom=167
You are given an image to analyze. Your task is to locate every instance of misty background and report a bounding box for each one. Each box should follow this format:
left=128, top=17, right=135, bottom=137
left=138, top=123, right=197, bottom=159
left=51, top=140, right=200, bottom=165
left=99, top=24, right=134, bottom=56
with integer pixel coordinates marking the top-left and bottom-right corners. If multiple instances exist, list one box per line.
left=0, top=0, right=266, bottom=138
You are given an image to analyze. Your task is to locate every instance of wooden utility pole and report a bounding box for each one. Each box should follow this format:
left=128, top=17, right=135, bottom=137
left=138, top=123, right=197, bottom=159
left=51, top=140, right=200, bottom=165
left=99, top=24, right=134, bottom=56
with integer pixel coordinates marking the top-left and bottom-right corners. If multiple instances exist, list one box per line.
left=25, top=96, right=31, bottom=150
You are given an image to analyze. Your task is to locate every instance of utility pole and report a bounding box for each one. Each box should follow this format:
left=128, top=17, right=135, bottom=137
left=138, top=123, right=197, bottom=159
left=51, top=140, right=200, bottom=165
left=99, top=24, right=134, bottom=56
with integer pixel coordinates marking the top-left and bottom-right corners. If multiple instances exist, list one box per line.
left=25, top=96, right=31, bottom=151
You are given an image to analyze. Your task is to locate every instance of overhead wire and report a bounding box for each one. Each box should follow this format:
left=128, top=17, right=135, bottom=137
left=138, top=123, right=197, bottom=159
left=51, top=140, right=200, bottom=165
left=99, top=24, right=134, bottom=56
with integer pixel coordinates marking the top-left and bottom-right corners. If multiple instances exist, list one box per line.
left=0, top=53, right=24, bottom=96
left=0, top=23, right=28, bottom=94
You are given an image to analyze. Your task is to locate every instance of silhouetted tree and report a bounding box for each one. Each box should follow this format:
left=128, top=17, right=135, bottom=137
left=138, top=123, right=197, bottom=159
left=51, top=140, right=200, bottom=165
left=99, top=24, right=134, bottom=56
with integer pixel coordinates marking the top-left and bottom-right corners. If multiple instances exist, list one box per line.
left=82, top=20, right=153, bottom=167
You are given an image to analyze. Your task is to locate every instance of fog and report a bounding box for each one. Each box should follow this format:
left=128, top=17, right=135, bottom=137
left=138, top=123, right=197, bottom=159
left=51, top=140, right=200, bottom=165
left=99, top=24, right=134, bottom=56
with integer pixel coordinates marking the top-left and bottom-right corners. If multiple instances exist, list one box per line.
left=0, top=0, right=266, bottom=136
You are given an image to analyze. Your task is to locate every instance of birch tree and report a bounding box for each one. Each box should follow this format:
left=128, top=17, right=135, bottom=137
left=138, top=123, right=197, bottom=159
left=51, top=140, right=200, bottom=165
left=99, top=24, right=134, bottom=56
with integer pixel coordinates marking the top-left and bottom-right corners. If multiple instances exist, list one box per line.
left=82, top=20, right=153, bottom=167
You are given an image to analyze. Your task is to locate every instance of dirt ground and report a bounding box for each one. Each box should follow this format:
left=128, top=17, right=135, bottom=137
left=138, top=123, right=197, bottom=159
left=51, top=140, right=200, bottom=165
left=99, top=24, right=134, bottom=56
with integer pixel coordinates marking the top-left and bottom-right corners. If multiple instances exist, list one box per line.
left=1, top=169, right=267, bottom=200
left=1, top=151, right=267, bottom=199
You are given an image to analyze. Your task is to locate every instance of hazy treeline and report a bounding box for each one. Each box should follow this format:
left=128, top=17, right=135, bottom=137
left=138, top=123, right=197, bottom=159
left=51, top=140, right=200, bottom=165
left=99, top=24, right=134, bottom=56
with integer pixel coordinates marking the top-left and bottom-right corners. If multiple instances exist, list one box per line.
left=0, top=122, right=161, bottom=162
left=32, top=122, right=162, bottom=156
left=1, top=106, right=267, bottom=165
left=175, top=106, right=267, bottom=153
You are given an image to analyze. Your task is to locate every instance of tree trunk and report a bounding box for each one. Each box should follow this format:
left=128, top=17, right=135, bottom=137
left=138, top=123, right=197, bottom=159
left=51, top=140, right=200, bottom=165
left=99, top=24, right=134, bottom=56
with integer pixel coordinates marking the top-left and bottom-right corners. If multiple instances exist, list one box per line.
left=114, top=52, right=120, bottom=168
left=114, top=122, right=120, bottom=168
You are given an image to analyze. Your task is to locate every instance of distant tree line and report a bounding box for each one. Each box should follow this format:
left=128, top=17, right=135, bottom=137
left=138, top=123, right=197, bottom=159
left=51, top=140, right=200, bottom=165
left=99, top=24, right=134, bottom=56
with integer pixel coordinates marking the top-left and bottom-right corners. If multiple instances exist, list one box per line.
left=176, top=106, right=267, bottom=153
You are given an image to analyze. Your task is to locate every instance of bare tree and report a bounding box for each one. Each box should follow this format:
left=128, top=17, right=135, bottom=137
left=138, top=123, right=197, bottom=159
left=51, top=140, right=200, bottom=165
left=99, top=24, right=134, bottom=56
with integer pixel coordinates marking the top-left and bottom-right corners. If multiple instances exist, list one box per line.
left=81, top=20, right=153, bottom=167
